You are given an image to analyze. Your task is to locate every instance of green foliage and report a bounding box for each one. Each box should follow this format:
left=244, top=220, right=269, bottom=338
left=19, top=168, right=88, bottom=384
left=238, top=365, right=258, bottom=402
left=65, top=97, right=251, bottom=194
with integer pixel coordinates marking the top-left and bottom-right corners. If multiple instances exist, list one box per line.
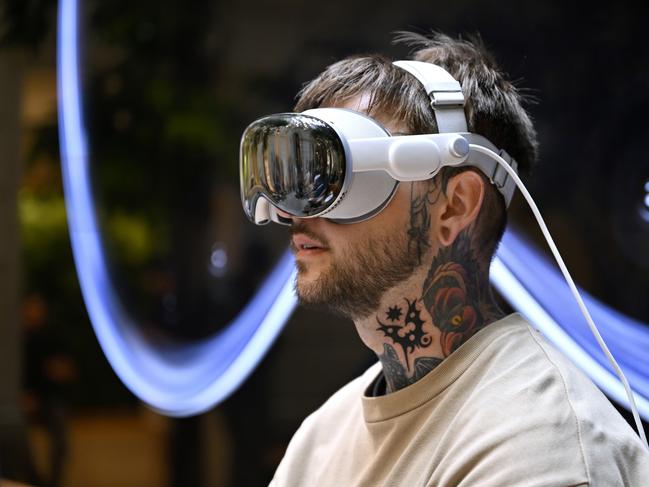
left=106, top=211, right=161, bottom=264
left=20, top=192, right=68, bottom=264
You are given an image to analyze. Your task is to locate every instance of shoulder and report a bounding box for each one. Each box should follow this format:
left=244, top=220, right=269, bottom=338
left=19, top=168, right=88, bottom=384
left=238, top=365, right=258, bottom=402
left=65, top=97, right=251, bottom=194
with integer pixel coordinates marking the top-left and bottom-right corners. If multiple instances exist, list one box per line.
left=457, top=314, right=649, bottom=486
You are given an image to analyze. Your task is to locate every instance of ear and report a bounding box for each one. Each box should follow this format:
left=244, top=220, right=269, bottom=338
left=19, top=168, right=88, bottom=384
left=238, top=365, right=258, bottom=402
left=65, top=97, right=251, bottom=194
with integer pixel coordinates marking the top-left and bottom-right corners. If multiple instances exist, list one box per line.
left=436, top=171, right=485, bottom=246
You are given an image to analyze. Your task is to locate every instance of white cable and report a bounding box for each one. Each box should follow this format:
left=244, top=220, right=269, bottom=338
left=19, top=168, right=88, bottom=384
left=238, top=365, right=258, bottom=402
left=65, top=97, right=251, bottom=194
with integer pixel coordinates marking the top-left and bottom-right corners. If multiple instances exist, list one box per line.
left=469, top=144, right=649, bottom=449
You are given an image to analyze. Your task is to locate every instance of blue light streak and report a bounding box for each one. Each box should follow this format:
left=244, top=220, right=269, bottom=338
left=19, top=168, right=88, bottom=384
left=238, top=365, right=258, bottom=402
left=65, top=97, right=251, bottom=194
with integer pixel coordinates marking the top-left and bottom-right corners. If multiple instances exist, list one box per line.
left=58, top=0, right=649, bottom=418
left=58, top=0, right=297, bottom=416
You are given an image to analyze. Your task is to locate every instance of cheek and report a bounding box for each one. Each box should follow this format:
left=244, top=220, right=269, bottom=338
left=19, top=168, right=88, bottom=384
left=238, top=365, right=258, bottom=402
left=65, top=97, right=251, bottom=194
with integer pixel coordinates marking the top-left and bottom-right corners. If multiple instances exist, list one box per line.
left=327, top=225, right=370, bottom=252
left=321, top=222, right=383, bottom=259
left=376, top=186, right=412, bottom=230
left=390, top=183, right=412, bottom=210
left=320, top=184, right=413, bottom=248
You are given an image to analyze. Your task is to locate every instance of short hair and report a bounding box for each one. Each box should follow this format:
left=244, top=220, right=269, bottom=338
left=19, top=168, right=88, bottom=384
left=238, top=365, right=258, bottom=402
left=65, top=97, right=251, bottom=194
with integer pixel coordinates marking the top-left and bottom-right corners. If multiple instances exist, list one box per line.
left=294, top=31, right=539, bottom=261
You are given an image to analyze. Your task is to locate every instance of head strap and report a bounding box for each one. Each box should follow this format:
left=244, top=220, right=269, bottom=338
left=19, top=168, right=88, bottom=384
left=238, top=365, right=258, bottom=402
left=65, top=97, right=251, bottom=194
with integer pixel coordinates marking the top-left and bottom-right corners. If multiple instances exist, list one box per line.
left=393, top=60, right=468, bottom=133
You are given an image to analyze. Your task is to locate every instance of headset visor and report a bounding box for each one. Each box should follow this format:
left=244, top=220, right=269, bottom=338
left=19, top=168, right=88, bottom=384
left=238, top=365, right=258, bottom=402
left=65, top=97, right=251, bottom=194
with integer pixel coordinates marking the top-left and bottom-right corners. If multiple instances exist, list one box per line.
left=240, top=113, right=346, bottom=221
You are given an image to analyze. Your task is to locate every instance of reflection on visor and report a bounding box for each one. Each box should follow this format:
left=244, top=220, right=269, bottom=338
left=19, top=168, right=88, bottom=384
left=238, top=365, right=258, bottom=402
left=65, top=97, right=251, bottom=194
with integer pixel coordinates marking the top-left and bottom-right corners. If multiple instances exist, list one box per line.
left=240, top=113, right=346, bottom=220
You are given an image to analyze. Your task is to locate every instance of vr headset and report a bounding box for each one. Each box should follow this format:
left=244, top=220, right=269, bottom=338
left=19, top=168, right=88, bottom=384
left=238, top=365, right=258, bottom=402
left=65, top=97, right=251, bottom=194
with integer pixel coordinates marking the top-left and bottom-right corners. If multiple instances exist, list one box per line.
left=240, top=60, right=518, bottom=225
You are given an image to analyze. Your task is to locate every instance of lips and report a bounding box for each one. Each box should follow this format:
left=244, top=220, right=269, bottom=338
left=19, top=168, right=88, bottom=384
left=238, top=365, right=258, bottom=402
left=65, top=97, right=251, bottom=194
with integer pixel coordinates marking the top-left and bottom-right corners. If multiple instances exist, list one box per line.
left=291, top=234, right=328, bottom=254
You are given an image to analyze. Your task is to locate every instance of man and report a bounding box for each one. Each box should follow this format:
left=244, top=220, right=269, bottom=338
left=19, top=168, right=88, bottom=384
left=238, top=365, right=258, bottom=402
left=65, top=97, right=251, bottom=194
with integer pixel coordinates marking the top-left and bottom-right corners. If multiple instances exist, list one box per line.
left=254, top=32, right=649, bottom=485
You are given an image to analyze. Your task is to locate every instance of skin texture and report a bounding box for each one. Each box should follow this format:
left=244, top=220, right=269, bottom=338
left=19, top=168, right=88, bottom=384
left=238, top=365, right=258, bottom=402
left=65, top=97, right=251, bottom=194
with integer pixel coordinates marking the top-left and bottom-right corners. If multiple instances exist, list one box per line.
left=285, top=95, right=505, bottom=395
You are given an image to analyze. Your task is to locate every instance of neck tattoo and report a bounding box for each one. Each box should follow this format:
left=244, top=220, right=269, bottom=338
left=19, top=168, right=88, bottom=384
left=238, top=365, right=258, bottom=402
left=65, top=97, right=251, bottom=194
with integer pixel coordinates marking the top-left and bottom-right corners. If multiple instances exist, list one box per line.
left=375, top=182, right=501, bottom=394
left=376, top=233, right=497, bottom=393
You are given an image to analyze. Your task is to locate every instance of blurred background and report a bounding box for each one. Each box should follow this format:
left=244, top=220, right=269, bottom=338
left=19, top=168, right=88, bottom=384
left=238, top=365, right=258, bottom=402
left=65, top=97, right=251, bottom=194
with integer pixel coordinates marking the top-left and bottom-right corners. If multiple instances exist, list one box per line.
left=0, top=0, right=648, bottom=485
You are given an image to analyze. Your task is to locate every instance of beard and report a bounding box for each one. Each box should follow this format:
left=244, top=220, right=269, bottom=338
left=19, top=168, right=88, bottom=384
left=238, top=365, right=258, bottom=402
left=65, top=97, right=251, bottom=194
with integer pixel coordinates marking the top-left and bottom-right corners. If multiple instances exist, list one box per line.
left=292, top=222, right=421, bottom=320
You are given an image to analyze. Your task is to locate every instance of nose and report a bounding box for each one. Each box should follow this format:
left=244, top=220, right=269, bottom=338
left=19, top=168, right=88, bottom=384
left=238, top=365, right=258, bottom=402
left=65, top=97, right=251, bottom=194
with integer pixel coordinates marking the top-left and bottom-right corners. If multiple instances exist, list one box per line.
left=276, top=208, right=292, bottom=219
left=274, top=208, right=300, bottom=226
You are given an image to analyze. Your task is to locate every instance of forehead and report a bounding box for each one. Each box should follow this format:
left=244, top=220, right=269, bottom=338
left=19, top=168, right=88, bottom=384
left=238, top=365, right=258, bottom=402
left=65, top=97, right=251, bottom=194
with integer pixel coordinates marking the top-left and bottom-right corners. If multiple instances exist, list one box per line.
left=327, top=92, right=410, bottom=136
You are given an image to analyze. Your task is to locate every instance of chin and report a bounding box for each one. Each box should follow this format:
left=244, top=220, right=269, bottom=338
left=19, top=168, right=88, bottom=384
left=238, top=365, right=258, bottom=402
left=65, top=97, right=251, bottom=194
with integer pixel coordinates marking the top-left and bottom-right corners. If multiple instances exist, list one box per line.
left=294, top=267, right=327, bottom=305
left=294, top=272, right=317, bottom=301
left=295, top=258, right=326, bottom=282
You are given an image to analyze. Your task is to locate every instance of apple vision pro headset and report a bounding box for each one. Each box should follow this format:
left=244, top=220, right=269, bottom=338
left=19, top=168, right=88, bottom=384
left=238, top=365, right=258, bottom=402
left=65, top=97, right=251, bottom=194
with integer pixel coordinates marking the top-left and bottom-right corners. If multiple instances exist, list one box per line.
left=239, top=60, right=648, bottom=447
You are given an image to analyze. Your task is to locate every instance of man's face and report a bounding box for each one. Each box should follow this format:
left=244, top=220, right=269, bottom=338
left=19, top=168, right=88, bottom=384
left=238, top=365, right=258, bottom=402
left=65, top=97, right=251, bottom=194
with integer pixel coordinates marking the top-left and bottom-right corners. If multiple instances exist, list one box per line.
left=286, top=96, right=431, bottom=319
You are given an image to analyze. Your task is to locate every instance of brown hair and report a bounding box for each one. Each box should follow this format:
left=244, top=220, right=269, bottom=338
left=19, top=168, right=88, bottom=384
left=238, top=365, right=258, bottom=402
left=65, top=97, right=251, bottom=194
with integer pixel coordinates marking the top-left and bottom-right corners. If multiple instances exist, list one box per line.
left=295, top=31, right=538, bottom=260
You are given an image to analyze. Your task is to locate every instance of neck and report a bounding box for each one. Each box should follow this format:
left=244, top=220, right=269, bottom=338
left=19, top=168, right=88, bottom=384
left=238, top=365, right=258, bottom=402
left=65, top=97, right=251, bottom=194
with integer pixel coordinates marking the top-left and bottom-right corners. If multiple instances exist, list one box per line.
left=354, top=232, right=503, bottom=394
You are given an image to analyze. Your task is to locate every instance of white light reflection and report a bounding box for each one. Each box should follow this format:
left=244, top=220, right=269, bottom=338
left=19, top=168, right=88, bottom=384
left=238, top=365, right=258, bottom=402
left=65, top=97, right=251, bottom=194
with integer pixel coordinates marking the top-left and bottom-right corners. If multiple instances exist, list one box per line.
left=209, top=243, right=228, bottom=277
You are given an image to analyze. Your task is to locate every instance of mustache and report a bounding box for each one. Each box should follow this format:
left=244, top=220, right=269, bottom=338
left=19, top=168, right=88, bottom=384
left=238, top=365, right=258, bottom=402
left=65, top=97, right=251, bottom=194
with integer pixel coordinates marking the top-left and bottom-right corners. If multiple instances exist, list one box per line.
left=289, top=221, right=330, bottom=248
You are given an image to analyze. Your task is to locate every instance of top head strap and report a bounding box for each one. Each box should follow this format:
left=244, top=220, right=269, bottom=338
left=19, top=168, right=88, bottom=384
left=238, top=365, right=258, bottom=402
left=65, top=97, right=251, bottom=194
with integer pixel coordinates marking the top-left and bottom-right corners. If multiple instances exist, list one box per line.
left=393, top=60, right=519, bottom=207
left=393, top=60, right=468, bottom=133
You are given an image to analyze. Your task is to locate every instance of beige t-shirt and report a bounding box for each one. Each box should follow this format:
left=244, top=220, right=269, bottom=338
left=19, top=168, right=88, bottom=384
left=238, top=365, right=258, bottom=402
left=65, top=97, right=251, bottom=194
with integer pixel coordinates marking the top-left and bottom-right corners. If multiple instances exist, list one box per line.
left=270, top=314, right=649, bottom=486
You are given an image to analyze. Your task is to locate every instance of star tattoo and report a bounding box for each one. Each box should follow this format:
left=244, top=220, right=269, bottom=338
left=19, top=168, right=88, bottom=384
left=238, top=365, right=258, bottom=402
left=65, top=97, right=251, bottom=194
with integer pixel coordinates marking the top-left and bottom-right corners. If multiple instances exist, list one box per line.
left=377, top=299, right=432, bottom=371
left=386, top=305, right=403, bottom=322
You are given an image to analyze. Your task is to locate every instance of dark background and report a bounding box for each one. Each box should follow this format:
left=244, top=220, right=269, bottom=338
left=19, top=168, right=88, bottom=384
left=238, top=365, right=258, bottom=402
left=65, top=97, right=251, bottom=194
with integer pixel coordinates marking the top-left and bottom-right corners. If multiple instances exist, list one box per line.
left=0, top=0, right=647, bottom=485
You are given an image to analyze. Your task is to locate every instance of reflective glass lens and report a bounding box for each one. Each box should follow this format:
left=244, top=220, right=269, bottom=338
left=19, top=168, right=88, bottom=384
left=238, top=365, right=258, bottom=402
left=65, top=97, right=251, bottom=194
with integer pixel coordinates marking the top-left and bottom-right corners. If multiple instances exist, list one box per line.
left=240, top=113, right=346, bottom=220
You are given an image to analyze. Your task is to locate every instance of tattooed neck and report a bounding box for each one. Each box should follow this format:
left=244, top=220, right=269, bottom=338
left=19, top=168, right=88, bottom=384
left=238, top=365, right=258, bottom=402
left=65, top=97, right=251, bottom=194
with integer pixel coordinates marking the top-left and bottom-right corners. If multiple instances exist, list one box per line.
left=369, top=232, right=503, bottom=395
